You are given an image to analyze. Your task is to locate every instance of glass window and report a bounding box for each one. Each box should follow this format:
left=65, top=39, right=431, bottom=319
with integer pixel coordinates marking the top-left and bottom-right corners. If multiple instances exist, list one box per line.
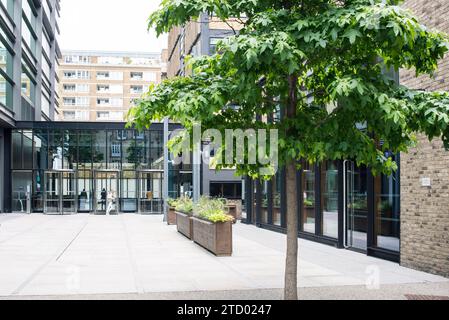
left=41, top=94, right=50, bottom=117
left=321, top=161, right=339, bottom=238
left=48, top=130, right=63, bottom=170
left=272, top=172, right=282, bottom=226
left=23, top=130, right=33, bottom=169
left=63, top=70, right=77, bottom=79
left=302, top=162, right=315, bottom=233
left=12, top=131, right=22, bottom=169
left=108, top=130, right=121, bottom=169
left=63, top=131, right=77, bottom=170
left=23, top=0, right=37, bottom=29
left=34, top=129, right=49, bottom=170
left=1, top=0, right=14, bottom=15
left=0, top=73, right=13, bottom=110
left=92, top=131, right=106, bottom=169
left=22, top=15, right=36, bottom=55
left=374, top=154, right=400, bottom=252
left=130, top=72, right=143, bottom=80
left=21, top=68, right=35, bottom=103
left=12, top=171, right=32, bottom=213
left=42, top=33, right=51, bottom=57
left=63, top=84, right=76, bottom=92
left=78, top=131, right=92, bottom=170
left=122, top=130, right=139, bottom=170
left=0, top=43, right=13, bottom=76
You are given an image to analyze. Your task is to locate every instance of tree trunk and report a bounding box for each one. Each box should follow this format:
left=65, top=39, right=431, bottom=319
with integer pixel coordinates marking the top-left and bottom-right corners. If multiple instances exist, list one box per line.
left=284, top=74, right=299, bottom=300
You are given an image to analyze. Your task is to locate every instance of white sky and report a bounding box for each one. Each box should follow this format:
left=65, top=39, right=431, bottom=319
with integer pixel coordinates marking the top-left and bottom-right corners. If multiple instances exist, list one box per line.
left=59, top=0, right=167, bottom=53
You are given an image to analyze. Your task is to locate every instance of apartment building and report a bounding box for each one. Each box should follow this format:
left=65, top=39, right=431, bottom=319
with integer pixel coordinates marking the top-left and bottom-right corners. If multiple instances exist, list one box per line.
left=0, top=0, right=61, bottom=213
left=167, top=15, right=244, bottom=201
left=58, top=51, right=163, bottom=122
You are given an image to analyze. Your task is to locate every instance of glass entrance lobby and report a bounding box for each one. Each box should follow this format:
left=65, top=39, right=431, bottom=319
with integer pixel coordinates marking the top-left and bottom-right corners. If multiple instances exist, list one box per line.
left=7, top=122, right=191, bottom=215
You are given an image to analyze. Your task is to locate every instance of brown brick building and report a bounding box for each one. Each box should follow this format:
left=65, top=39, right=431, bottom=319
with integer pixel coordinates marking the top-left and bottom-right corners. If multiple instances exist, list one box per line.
left=400, top=0, right=449, bottom=277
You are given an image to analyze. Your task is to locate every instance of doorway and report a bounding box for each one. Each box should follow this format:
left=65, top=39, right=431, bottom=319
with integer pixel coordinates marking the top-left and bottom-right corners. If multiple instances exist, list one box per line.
left=343, top=161, right=368, bottom=251
left=44, top=170, right=77, bottom=215
left=94, top=170, right=119, bottom=215
left=138, top=170, right=163, bottom=214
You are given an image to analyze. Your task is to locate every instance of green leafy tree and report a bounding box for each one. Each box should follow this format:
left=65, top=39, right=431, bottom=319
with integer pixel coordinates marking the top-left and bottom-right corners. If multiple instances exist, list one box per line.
left=129, top=0, right=449, bottom=299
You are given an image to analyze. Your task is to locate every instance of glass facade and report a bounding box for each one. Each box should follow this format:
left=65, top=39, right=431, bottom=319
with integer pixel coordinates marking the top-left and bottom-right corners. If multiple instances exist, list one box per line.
left=10, top=127, right=192, bottom=215
left=247, top=158, right=401, bottom=261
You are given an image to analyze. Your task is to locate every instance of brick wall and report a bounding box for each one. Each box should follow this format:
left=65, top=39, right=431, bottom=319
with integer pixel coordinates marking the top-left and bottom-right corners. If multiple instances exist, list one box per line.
left=400, top=0, right=449, bottom=277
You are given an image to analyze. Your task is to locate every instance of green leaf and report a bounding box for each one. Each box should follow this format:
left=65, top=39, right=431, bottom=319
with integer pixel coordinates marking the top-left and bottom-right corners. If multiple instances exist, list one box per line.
left=343, top=28, right=362, bottom=44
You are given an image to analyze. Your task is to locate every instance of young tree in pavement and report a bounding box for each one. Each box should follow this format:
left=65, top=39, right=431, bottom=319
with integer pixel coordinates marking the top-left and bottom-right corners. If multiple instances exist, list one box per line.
left=129, top=0, right=449, bottom=300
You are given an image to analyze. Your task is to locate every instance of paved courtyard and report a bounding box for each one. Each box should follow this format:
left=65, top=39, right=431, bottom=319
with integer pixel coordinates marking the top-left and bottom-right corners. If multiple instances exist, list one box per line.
left=0, top=214, right=448, bottom=300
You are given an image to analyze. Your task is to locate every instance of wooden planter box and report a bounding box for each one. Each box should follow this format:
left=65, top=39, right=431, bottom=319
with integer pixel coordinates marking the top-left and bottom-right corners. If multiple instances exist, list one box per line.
left=226, top=204, right=238, bottom=224
left=176, top=211, right=193, bottom=239
left=167, top=207, right=177, bottom=225
left=192, top=217, right=233, bottom=256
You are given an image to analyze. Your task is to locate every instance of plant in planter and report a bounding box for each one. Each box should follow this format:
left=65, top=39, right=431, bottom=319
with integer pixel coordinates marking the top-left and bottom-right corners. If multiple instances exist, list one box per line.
left=192, top=198, right=234, bottom=256
left=175, top=196, right=194, bottom=239
left=166, top=198, right=178, bottom=225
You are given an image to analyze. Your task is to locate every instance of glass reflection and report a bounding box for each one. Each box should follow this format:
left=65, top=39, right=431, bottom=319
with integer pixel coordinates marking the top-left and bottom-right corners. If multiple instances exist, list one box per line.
left=272, top=173, right=282, bottom=226
left=374, top=161, right=400, bottom=252
left=322, top=161, right=338, bottom=238
left=302, top=162, right=315, bottom=233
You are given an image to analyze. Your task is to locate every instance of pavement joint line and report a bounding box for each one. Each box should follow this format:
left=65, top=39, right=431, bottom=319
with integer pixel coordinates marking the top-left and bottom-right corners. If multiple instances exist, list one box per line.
left=10, top=216, right=90, bottom=296
left=120, top=215, right=145, bottom=294
left=56, top=218, right=89, bottom=262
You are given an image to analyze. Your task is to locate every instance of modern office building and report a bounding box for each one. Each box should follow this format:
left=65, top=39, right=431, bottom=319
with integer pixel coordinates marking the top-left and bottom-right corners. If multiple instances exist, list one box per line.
left=58, top=51, right=163, bottom=122
left=1, top=0, right=61, bottom=213
left=245, top=0, right=449, bottom=277
left=165, top=5, right=449, bottom=278
left=7, top=122, right=192, bottom=215
left=167, top=14, right=244, bottom=200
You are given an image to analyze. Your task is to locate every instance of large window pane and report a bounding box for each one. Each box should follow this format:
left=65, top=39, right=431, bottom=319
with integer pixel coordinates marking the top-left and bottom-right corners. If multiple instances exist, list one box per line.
left=21, top=68, right=35, bottom=103
left=23, top=130, right=33, bottom=169
left=322, top=161, right=339, bottom=238
left=12, top=171, right=32, bottom=212
left=374, top=157, right=400, bottom=252
left=302, top=162, right=315, bottom=233
left=0, top=74, right=13, bottom=110
left=12, top=131, right=22, bottom=169
left=92, top=131, right=106, bottom=169
left=49, top=130, right=63, bottom=170
left=272, top=173, right=282, bottom=226
left=121, top=130, right=138, bottom=170
left=34, top=129, right=48, bottom=170
left=78, top=131, right=92, bottom=170
left=1, top=0, right=14, bottom=15
left=63, top=130, right=77, bottom=170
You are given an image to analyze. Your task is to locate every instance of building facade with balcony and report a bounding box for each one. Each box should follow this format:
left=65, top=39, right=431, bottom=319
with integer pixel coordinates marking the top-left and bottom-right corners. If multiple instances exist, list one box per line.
left=57, top=51, right=164, bottom=122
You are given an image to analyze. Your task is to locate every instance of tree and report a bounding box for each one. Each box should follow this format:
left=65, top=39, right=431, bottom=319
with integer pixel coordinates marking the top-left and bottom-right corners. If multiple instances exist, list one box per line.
left=129, top=0, right=449, bottom=300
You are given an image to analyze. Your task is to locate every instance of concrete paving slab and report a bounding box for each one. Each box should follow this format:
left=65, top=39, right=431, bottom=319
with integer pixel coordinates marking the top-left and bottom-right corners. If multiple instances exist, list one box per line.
left=0, top=213, right=447, bottom=299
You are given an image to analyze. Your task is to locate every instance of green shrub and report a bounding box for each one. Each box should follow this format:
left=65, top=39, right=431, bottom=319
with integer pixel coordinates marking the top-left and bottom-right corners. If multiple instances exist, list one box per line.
left=195, top=197, right=233, bottom=223
left=175, top=196, right=193, bottom=214
left=167, top=198, right=178, bottom=208
left=304, top=199, right=314, bottom=207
